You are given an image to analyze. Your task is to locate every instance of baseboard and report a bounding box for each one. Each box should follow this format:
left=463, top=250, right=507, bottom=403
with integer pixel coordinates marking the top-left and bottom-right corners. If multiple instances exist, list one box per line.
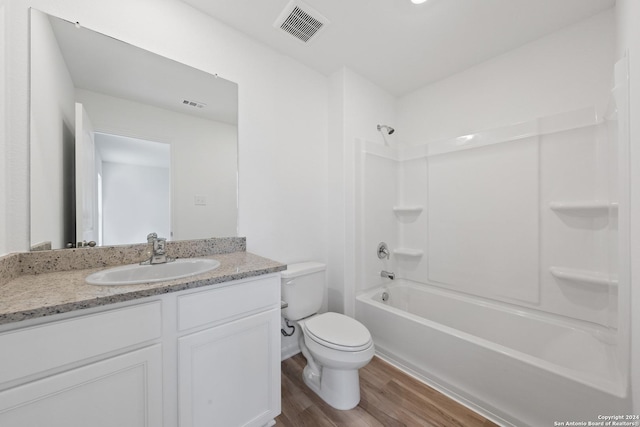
left=281, top=345, right=300, bottom=361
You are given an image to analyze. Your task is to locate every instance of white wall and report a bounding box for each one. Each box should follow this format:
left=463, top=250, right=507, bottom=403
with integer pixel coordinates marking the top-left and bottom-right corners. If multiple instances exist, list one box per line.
left=0, top=0, right=7, bottom=255
left=345, top=10, right=617, bottom=320
left=382, top=9, right=617, bottom=324
left=277, top=67, right=399, bottom=359
left=616, top=0, right=640, bottom=414
left=328, top=67, right=396, bottom=315
left=342, top=11, right=616, bottom=320
left=2, top=0, right=30, bottom=255
left=398, top=10, right=616, bottom=145
left=76, top=90, right=238, bottom=241
left=30, top=11, right=75, bottom=249
left=102, top=162, right=170, bottom=246
left=282, top=66, right=396, bottom=358
left=3, top=0, right=328, bottom=266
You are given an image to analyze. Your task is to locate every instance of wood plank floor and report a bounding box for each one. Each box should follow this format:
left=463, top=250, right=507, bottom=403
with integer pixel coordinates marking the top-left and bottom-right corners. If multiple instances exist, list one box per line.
left=276, top=354, right=498, bottom=427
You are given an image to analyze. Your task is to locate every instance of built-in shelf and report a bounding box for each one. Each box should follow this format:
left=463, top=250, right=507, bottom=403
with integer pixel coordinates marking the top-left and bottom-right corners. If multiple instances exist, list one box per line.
left=549, top=201, right=618, bottom=214
left=549, top=266, right=618, bottom=288
left=393, top=206, right=424, bottom=214
left=393, top=248, right=424, bottom=257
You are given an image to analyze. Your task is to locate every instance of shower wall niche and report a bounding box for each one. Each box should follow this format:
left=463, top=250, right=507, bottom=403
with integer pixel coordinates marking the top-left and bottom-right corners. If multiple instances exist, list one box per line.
left=356, top=106, right=620, bottom=328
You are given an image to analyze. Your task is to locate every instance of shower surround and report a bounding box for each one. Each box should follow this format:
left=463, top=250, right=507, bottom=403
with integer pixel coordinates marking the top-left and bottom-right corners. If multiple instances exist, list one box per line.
left=353, top=72, right=630, bottom=426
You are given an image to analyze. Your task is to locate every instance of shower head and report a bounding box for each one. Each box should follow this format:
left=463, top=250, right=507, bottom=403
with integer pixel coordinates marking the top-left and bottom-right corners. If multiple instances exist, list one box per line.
left=377, top=124, right=395, bottom=135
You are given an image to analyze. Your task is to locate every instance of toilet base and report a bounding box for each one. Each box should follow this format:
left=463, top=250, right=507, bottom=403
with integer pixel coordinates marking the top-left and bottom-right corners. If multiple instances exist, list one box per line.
left=302, top=364, right=361, bottom=410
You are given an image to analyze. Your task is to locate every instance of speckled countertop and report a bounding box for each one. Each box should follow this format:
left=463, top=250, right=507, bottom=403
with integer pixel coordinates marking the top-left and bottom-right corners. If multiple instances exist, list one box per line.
left=0, top=238, right=286, bottom=326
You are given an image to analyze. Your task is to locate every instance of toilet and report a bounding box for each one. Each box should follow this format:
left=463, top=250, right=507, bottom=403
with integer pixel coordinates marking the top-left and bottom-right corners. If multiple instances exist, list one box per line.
left=281, top=262, right=375, bottom=410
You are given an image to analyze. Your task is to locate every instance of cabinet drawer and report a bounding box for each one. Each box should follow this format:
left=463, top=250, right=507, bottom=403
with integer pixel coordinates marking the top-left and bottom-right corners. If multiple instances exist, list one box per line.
left=0, top=301, right=161, bottom=385
left=177, top=274, right=280, bottom=332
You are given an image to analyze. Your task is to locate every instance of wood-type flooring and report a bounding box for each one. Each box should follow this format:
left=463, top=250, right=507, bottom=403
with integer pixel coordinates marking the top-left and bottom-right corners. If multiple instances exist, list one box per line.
left=275, top=353, right=498, bottom=427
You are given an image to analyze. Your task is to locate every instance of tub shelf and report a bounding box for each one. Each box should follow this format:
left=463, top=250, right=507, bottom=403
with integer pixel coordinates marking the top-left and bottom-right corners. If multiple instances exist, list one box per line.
left=393, top=206, right=424, bottom=214
left=549, top=200, right=618, bottom=214
left=393, top=248, right=424, bottom=257
left=549, top=266, right=618, bottom=288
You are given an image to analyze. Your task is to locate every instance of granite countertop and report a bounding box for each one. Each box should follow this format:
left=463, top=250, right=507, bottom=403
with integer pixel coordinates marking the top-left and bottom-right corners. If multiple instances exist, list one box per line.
left=0, top=239, right=286, bottom=326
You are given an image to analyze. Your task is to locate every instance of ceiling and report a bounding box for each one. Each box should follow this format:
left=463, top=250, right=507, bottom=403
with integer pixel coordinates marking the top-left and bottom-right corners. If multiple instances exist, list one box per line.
left=181, top=0, right=615, bottom=96
left=95, top=133, right=171, bottom=168
left=48, top=13, right=238, bottom=124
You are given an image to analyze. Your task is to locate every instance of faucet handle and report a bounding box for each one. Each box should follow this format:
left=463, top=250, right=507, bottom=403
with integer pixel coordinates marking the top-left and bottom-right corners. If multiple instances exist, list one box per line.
left=154, top=238, right=166, bottom=254
left=377, top=242, right=390, bottom=260
left=147, top=232, right=158, bottom=242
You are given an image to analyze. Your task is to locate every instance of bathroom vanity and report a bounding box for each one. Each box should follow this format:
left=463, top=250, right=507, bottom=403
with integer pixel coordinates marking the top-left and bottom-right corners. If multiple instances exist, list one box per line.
left=0, top=241, right=284, bottom=427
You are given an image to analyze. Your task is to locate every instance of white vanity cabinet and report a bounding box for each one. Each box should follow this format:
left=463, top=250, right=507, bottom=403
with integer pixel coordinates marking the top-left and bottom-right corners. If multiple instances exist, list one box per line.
left=0, top=273, right=282, bottom=427
left=0, top=346, right=163, bottom=427
left=177, top=274, right=281, bottom=427
left=0, top=301, right=164, bottom=427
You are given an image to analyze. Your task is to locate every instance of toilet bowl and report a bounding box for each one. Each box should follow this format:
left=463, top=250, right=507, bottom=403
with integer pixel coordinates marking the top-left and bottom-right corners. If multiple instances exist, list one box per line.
left=281, top=262, right=375, bottom=410
left=297, top=312, right=375, bottom=410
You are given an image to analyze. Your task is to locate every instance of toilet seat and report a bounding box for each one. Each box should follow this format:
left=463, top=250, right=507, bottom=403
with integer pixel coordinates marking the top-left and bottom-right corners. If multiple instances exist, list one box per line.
left=304, top=312, right=372, bottom=352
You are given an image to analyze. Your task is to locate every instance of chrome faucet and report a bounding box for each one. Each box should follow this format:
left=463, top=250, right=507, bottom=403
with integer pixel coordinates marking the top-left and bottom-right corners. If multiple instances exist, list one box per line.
left=377, top=242, right=390, bottom=260
left=381, top=270, right=395, bottom=280
left=143, top=232, right=174, bottom=265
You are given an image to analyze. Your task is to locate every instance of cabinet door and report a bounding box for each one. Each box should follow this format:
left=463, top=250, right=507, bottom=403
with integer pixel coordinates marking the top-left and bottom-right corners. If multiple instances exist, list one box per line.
left=178, top=308, right=280, bottom=427
left=0, top=345, right=163, bottom=427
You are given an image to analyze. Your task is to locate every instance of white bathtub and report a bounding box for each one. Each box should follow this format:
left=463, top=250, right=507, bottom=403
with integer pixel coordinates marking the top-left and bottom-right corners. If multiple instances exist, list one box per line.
left=355, top=280, right=630, bottom=426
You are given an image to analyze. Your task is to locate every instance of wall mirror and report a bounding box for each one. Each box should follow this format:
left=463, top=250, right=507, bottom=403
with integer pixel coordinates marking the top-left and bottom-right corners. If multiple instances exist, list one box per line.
left=29, top=9, right=239, bottom=250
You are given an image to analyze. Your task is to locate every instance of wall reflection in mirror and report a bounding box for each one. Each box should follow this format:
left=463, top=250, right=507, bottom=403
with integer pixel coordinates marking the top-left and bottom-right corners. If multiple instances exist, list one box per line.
left=29, top=9, right=239, bottom=250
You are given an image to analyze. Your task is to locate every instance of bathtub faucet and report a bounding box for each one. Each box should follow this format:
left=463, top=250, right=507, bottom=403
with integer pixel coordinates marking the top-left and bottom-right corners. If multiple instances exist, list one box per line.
left=377, top=242, right=390, bottom=260
left=381, top=270, right=395, bottom=280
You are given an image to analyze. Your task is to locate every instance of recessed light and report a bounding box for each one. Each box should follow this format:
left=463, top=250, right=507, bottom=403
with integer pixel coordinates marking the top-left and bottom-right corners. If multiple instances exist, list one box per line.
left=411, top=0, right=428, bottom=4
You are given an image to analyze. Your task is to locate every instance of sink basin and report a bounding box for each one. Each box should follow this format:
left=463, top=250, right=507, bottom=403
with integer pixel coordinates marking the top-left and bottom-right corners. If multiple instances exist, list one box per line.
left=86, top=258, right=221, bottom=286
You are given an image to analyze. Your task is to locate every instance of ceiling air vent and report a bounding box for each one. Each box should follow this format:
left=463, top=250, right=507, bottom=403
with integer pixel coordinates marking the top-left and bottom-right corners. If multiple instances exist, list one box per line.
left=274, top=0, right=329, bottom=43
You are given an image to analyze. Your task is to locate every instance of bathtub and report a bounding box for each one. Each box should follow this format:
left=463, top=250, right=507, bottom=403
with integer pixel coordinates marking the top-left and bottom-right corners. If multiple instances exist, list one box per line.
left=355, top=280, right=630, bottom=426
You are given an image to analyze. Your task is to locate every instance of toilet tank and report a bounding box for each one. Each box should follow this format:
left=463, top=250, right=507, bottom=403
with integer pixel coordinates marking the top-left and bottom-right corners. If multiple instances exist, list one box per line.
left=281, top=262, right=326, bottom=321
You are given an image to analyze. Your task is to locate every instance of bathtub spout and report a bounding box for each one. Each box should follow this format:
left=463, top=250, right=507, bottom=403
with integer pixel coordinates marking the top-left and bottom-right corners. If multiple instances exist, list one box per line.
left=381, top=270, right=395, bottom=280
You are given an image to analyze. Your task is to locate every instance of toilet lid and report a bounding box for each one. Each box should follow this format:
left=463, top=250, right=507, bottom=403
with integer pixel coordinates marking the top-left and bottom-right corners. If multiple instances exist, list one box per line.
left=304, top=312, right=372, bottom=352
